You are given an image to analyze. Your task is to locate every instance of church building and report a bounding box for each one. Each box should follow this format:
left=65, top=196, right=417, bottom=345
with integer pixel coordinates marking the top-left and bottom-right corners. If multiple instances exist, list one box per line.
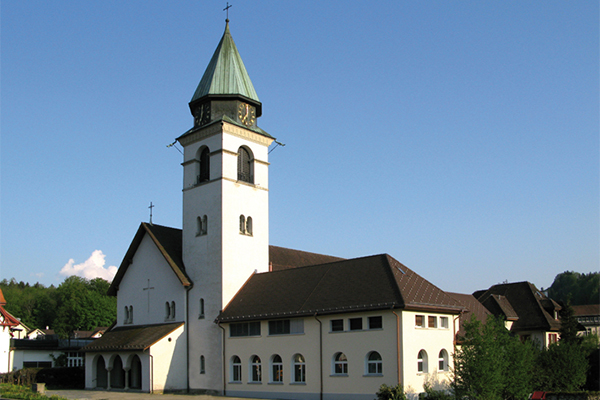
left=83, top=20, right=464, bottom=400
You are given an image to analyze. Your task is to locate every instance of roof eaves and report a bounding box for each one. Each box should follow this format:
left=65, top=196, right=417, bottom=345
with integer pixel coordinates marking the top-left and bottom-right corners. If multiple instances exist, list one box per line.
left=142, top=223, right=191, bottom=287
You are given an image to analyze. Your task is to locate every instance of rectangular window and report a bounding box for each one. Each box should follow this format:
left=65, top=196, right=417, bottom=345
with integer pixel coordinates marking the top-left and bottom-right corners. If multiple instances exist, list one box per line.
left=548, top=333, right=558, bottom=344
left=269, top=319, right=303, bottom=335
left=415, top=315, right=425, bottom=328
left=331, top=319, right=344, bottom=332
left=428, top=316, right=437, bottom=328
left=349, top=317, right=363, bottom=331
left=368, top=316, right=383, bottom=330
left=230, top=321, right=261, bottom=337
left=440, top=316, right=449, bottom=329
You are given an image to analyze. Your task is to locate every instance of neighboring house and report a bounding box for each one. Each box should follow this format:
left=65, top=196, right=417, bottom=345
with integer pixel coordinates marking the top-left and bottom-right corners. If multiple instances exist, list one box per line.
left=473, top=281, right=562, bottom=347
left=10, top=336, right=97, bottom=370
left=0, top=288, right=24, bottom=373
left=572, top=304, right=600, bottom=337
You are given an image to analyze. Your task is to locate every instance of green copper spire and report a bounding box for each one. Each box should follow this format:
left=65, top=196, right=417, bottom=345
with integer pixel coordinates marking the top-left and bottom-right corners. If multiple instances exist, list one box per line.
left=191, top=20, right=259, bottom=103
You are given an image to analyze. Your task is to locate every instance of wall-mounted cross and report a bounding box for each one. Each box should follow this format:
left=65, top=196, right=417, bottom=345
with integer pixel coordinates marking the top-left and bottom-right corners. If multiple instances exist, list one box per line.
left=143, top=279, right=155, bottom=313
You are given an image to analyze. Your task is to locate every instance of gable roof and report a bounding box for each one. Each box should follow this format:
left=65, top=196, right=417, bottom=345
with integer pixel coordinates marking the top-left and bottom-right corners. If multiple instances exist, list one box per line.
left=217, top=254, right=464, bottom=322
left=474, top=281, right=561, bottom=332
left=191, top=20, right=259, bottom=104
left=81, top=322, right=184, bottom=352
left=108, top=223, right=190, bottom=296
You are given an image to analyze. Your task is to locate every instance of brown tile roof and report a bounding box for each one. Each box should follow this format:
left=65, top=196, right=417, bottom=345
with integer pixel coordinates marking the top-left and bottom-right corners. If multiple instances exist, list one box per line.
left=447, top=292, right=492, bottom=338
left=217, top=254, right=464, bottom=322
left=474, top=281, right=561, bottom=333
left=81, top=322, right=184, bottom=352
left=269, top=245, right=344, bottom=271
left=572, top=304, right=600, bottom=317
left=108, top=223, right=190, bottom=296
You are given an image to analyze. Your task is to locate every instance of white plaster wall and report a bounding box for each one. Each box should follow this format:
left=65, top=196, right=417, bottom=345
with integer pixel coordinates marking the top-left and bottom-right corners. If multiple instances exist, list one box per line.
left=0, top=327, right=11, bottom=373
left=150, top=325, right=187, bottom=393
left=10, top=349, right=59, bottom=370
left=400, top=311, right=456, bottom=397
left=182, top=123, right=272, bottom=394
left=224, top=311, right=402, bottom=400
left=116, top=234, right=187, bottom=327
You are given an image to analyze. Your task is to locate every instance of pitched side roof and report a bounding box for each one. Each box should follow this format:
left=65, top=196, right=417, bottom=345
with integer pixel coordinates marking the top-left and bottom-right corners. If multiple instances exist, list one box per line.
left=572, top=304, right=600, bottom=317
left=474, top=281, right=561, bottom=332
left=448, top=292, right=493, bottom=338
left=269, top=245, right=344, bottom=271
left=81, top=322, right=184, bottom=352
left=191, top=21, right=259, bottom=104
left=108, top=223, right=190, bottom=296
left=217, top=254, right=463, bottom=322
left=0, top=305, right=21, bottom=328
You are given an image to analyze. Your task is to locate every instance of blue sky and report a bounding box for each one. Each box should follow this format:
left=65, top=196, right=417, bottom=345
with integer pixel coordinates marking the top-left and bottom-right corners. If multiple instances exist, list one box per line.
left=2, top=1, right=598, bottom=294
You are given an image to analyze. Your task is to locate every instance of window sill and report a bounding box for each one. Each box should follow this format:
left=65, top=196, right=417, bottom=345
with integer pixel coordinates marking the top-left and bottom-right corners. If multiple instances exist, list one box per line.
left=229, top=381, right=242, bottom=385
left=290, top=382, right=306, bottom=385
left=363, top=374, right=384, bottom=377
left=330, top=374, right=348, bottom=377
left=268, top=382, right=284, bottom=385
left=247, top=382, right=262, bottom=385
left=267, top=333, right=305, bottom=337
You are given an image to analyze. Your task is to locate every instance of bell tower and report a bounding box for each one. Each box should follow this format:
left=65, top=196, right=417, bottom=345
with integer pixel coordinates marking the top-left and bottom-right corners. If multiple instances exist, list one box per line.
left=177, top=20, right=274, bottom=393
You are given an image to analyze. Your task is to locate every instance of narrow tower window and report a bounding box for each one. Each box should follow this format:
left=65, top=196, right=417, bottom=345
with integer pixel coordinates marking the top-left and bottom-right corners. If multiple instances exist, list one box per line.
left=199, top=298, right=205, bottom=319
left=198, top=147, right=210, bottom=183
left=171, top=301, right=176, bottom=319
left=246, top=216, right=253, bottom=236
left=237, top=146, right=253, bottom=183
left=200, top=355, right=205, bottom=374
left=240, top=215, right=246, bottom=234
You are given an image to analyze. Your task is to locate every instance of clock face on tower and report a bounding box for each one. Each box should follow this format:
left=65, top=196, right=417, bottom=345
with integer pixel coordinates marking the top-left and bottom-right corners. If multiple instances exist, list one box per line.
left=194, top=103, right=211, bottom=127
left=238, top=102, right=256, bottom=127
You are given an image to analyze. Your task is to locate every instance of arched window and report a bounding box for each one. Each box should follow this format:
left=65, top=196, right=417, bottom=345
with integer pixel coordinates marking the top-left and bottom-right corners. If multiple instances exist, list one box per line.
left=250, top=355, right=262, bottom=382
left=237, top=146, right=253, bottom=183
left=198, top=147, right=210, bottom=183
left=124, top=306, right=129, bottom=324
left=239, top=215, right=246, bottom=234
left=418, top=350, right=428, bottom=373
left=231, top=356, right=242, bottom=382
left=292, top=354, right=305, bottom=383
left=246, top=216, right=253, bottom=236
left=129, top=306, right=133, bottom=323
left=165, top=302, right=171, bottom=319
left=200, top=355, right=205, bottom=374
left=366, top=351, right=382, bottom=375
left=171, top=301, right=176, bottom=319
left=199, top=298, right=205, bottom=319
left=271, top=354, right=283, bottom=383
left=333, top=352, right=348, bottom=375
left=438, top=349, right=448, bottom=372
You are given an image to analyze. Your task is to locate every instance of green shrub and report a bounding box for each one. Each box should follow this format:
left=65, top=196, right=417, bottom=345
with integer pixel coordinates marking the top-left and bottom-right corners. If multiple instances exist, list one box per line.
left=0, top=383, right=68, bottom=400
left=375, top=383, right=408, bottom=400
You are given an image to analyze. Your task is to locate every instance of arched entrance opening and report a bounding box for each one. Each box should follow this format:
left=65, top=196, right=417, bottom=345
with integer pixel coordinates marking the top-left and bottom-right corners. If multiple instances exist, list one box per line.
left=111, top=355, right=126, bottom=389
left=95, top=356, right=107, bottom=388
left=129, top=355, right=142, bottom=389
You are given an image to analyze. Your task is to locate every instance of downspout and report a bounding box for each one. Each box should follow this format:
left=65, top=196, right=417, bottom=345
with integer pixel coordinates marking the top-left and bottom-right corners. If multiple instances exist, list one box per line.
left=314, top=313, right=323, bottom=400
left=218, top=322, right=226, bottom=396
left=392, top=309, right=401, bottom=386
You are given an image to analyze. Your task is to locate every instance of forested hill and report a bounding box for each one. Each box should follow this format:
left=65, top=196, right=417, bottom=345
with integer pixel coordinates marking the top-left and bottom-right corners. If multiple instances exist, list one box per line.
left=0, top=276, right=117, bottom=338
left=547, top=271, right=599, bottom=305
